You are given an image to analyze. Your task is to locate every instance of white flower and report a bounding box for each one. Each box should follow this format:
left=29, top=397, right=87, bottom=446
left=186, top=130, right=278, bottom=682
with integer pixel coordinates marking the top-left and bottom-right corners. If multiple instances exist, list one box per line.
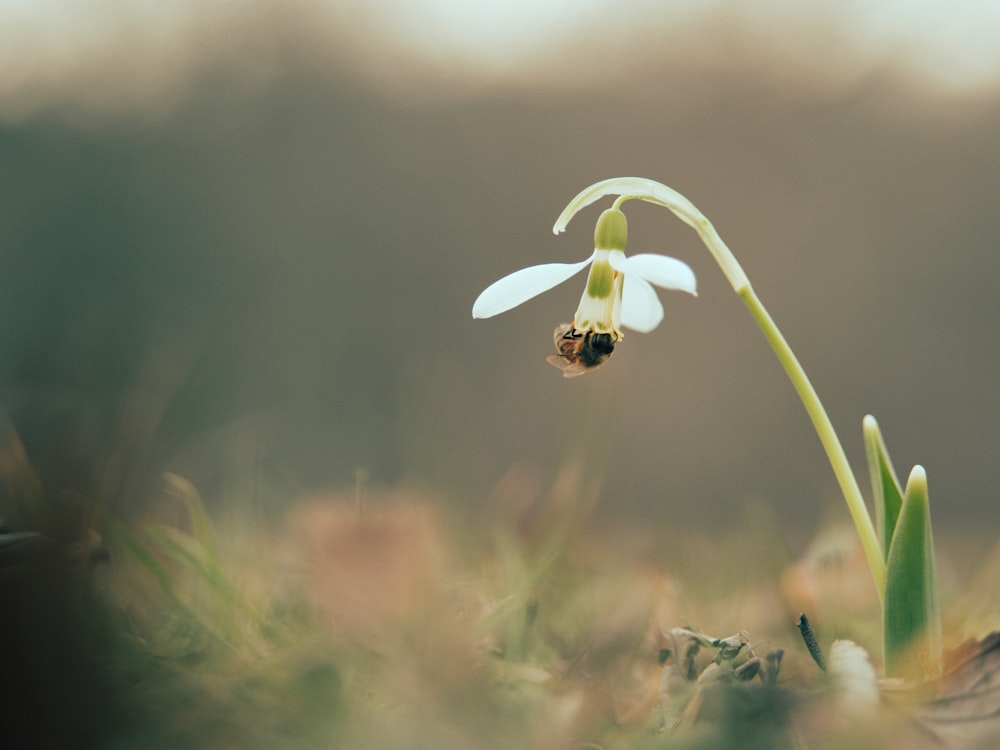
left=472, top=206, right=697, bottom=337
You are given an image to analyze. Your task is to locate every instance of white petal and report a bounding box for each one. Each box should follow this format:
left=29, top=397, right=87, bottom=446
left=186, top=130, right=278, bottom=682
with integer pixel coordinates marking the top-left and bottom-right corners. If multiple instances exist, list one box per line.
left=472, top=252, right=596, bottom=318
left=620, top=275, right=663, bottom=333
left=552, top=177, right=703, bottom=234
left=613, top=253, right=697, bottom=296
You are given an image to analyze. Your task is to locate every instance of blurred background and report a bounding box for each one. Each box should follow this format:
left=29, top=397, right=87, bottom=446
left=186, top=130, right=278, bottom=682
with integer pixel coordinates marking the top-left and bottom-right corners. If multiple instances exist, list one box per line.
left=3, top=0, right=1000, bottom=545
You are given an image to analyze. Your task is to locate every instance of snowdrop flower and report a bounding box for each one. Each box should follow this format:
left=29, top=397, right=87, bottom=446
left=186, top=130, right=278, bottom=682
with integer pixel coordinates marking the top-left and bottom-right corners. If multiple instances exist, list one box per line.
left=472, top=205, right=697, bottom=345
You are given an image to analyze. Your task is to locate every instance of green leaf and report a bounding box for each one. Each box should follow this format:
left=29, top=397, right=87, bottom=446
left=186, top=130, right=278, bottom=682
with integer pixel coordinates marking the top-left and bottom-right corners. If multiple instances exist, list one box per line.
left=163, top=472, right=219, bottom=569
left=863, top=415, right=905, bottom=562
left=883, top=465, right=942, bottom=680
left=99, top=509, right=178, bottom=601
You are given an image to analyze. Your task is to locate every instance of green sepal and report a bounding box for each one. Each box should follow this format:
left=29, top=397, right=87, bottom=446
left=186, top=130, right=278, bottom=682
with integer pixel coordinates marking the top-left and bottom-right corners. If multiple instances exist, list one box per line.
left=883, top=466, right=942, bottom=680
left=862, top=415, right=905, bottom=561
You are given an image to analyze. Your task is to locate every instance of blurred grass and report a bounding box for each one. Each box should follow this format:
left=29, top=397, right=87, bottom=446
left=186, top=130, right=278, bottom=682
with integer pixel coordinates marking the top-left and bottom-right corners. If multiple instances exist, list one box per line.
left=4, top=416, right=999, bottom=748
left=82, top=471, right=867, bottom=749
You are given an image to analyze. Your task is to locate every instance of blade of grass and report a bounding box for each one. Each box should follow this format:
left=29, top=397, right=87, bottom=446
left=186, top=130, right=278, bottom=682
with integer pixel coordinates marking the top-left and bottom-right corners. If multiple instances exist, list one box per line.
left=164, top=473, right=219, bottom=569
left=142, top=523, right=226, bottom=591
left=0, top=413, right=50, bottom=525
left=97, top=507, right=181, bottom=606
left=142, top=520, right=265, bottom=650
left=863, top=415, right=905, bottom=562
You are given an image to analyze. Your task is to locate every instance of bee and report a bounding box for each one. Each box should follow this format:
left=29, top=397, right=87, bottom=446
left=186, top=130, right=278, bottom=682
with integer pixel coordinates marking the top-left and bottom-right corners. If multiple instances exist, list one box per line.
left=546, top=323, right=616, bottom=377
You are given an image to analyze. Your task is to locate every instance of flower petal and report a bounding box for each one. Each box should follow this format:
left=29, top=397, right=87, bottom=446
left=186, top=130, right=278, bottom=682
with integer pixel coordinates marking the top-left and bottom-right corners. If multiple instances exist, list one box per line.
left=472, top=252, right=596, bottom=318
left=612, top=253, right=697, bottom=296
left=620, top=275, right=663, bottom=333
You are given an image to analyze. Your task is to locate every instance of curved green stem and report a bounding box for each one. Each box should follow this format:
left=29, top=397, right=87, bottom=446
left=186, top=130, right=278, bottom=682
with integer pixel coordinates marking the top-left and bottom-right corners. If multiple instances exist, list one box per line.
left=658, top=195, right=885, bottom=599
left=738, top=285, right=886, bottom=600
left=564, top=180, right=887, bottom=599
left=646, top=191, right=885, bottom=599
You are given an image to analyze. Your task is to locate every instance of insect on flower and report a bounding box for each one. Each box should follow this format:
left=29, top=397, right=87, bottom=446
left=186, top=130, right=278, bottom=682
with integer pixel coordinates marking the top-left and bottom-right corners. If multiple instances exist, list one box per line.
left=547, top=324, right=616, bottom=377
left=472, top=202, right=697, bottom=376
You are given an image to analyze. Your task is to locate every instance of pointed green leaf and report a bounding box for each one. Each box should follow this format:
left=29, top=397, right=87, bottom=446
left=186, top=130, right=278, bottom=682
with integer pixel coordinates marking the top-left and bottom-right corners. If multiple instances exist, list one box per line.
left=863, top=415, right=905, bottom=562
left=883, top=465, right=942, bottom=680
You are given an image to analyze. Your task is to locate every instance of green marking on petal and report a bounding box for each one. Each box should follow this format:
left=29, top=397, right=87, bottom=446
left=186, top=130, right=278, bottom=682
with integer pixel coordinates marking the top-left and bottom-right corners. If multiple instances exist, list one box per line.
left=585, top=259, right=615, bottom=299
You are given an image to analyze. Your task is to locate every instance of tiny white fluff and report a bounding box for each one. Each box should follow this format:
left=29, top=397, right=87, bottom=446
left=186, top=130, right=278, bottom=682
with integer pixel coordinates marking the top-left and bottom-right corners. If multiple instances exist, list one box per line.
left=828, top=639, right=880, bottom=718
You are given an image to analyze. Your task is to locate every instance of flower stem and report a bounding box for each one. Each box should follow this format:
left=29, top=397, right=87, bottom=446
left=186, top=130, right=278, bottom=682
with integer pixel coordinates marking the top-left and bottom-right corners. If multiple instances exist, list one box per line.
left=570, top=181, right=887, bottom=598
left=636, top=190, right=887, bottom=600
left=737, top=284, right=886, bottom=600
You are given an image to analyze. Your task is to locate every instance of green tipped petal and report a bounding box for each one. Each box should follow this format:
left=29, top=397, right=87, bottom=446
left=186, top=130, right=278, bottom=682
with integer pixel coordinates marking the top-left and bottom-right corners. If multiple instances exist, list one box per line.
left=584, top=255, right=615, bottom=299
left=574, top=249, right=623, bottom=336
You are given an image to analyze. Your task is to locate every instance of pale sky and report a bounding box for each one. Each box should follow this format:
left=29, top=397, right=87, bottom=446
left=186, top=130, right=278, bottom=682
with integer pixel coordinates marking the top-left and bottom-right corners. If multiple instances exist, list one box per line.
left=2, top=0, right=999, bottom=118
left=354, top=0, right=1000, bottom=87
